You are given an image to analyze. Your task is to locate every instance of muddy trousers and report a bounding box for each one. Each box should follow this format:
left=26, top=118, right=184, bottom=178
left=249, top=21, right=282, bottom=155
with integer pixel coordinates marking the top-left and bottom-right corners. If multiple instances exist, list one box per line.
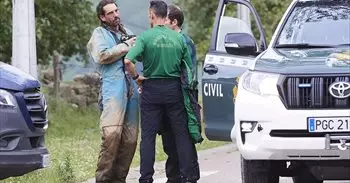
left=95, top=96, right=139, bottom=183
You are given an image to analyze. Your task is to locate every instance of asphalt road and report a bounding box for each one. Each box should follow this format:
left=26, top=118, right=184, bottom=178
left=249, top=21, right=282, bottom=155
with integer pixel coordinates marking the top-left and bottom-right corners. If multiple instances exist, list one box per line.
left=84, top=144, right=350, bottom=183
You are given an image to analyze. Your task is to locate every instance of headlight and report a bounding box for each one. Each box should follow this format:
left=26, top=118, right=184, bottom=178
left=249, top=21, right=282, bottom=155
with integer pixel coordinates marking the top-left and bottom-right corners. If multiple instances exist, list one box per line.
left=0, top=89, right=17, bottom=108
left=242, top=71, right=280, bottom=96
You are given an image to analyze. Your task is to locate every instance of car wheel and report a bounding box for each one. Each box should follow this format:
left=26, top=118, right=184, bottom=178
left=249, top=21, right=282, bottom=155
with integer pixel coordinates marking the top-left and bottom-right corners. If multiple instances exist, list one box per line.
left=241, top=156, right=279, bottom=183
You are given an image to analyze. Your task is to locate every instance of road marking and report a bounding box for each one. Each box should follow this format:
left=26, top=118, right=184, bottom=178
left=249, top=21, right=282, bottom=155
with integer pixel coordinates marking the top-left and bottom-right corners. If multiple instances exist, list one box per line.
left=153, top=170, right=219, bottom=183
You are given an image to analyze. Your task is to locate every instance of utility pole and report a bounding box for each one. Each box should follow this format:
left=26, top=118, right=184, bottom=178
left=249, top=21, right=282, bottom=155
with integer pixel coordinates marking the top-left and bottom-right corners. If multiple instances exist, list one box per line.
left=12, top=0, right=38, bottom=79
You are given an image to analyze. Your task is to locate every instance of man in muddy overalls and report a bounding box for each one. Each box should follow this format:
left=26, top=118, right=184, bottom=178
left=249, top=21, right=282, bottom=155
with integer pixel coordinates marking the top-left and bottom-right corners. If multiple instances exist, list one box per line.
left=87, top=0, right=139, bottom=182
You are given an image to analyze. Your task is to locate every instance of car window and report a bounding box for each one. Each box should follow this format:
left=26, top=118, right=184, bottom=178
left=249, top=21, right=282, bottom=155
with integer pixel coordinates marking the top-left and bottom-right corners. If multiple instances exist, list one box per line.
left=276, top=0, right=350, bottom=46
left=216, top=2, right=260, bottom=52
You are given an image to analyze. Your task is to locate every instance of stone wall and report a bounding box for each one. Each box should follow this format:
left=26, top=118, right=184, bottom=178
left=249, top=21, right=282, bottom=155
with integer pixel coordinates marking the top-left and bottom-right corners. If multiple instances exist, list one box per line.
left=42, top=70, right=100, bottom=108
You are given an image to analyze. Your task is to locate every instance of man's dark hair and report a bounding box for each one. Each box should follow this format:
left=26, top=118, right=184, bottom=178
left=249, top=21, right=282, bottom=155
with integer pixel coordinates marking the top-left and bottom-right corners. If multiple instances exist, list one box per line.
left=150, top=0, right=168, bottom=19
left=168, top=5, right=184, bottom=27
left=96, top=0, right=117, bottom=21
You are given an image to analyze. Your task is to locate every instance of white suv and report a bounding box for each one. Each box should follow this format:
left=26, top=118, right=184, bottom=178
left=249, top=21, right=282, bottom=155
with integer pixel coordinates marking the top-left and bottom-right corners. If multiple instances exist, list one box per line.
left=231, top=0, right=350, bottom=182
left=201, top=0, right=349, bottom=182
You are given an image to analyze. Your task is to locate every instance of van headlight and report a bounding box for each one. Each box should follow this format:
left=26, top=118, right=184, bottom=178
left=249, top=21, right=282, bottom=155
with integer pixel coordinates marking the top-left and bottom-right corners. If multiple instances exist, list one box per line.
left=0, top=89, right=17, bottom=108
left=242, top=71, right=280, bottom=96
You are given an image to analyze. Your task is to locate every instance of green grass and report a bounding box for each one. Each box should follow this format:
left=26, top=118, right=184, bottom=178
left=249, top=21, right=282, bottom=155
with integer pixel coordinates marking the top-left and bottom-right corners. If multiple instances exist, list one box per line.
left=3, top=94, right=227, bottom=183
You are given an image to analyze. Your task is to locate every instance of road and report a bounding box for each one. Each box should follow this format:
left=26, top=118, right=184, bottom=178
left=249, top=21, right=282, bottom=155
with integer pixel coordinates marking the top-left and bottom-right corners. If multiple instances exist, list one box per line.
left=85, top=144, right=350, bottom=183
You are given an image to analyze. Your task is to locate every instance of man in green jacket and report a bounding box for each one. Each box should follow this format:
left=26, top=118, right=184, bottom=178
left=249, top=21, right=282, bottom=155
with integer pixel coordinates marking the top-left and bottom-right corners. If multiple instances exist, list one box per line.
left=124, top=1, right=200, bottom=183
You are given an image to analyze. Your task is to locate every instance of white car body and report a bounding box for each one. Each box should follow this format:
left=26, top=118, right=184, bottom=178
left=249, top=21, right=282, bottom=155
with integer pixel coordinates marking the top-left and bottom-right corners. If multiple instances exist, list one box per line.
left=233, top=71, right=350, bottom=160
left=231, top=0, right=350, bottom=161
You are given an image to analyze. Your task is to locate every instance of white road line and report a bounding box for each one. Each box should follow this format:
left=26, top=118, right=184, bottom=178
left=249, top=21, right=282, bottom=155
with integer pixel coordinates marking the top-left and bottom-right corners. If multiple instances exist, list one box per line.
left=153, top=170, right=220, bottom=183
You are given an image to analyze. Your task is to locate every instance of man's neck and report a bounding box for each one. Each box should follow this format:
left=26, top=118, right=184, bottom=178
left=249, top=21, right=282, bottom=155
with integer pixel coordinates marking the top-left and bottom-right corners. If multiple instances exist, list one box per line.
left=103, top=23, right=120, bottom=33
left=152, top=18, right=166, bottom=27
left=109, top=25, right=120, bottom=33
left=174, top=27, right=181, bottom=33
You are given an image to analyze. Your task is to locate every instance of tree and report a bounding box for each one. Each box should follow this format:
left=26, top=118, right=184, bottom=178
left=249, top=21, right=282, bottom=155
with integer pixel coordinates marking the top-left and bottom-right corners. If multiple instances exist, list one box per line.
left=174, top=0, right=292, bottom=61
left=0, top=1, right=12, bottom=63
left=0, top=0, right=97, bottom=65
left=174, top=0, right=218, bottom=61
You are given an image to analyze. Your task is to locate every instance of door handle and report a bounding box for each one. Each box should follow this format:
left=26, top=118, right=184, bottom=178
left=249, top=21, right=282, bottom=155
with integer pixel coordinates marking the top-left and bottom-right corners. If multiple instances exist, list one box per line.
left=203, top=64, right=218, bottom=74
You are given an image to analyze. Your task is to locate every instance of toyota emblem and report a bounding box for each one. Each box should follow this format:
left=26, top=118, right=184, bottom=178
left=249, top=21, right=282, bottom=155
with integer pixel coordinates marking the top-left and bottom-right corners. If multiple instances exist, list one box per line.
left=329, top=81, right=350, bottom=99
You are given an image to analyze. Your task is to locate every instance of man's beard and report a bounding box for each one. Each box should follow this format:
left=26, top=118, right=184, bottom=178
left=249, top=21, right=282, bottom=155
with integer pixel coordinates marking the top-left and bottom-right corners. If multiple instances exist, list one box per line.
left=113, top=17, right=120, bottom=26
left=106, top=17, right=120, bottom=28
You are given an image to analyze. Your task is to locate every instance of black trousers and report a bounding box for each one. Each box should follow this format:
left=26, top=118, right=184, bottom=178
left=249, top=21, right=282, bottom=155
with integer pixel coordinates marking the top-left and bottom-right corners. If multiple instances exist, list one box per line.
left=160, top=117, right=199, bottom=183
left=139, top=78, right=200, bottom=183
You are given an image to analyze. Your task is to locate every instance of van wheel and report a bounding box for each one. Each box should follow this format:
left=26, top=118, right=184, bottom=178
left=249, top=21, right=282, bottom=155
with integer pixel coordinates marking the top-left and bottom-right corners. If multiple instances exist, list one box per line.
left=241, top=156, right=279, bottom=183
left=292, top=168, right=323, bottom=183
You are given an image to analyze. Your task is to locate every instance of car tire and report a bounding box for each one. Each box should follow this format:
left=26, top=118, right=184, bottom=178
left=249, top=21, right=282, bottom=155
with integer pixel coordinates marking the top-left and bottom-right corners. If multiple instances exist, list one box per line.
left=292, top=168, right=323, bottom=183
left=241, top=156, right=279, bottom=183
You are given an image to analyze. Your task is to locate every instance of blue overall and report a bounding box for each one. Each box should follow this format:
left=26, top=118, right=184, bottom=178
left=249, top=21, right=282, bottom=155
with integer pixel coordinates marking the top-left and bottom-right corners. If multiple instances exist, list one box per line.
left=87, top=26, right=139, bottom=183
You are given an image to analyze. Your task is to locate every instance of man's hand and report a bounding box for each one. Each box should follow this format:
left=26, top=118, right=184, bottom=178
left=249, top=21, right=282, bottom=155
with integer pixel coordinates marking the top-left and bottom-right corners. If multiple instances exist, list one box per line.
left=135, top=75, right=146, bottom=87
left=124, top=58, right=145, bottom=86
left=136, top=75, right=146, bottom=94
left=124, top=37, right=136, bottom=47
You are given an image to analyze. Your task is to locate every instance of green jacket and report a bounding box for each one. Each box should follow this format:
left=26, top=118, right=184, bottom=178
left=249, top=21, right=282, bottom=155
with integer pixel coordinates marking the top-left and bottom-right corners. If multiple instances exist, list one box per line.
left=180, top=56, right=203, bottom=144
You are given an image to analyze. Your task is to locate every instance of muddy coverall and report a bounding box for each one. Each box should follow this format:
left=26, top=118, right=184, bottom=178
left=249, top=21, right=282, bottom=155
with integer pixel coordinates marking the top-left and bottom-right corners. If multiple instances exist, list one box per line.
left=87, top=26, right=139, bottom=183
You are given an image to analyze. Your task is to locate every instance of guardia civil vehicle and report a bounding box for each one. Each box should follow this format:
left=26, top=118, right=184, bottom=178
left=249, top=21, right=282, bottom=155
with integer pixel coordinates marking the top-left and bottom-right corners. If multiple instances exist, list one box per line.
left=202, top=0, right=350, bottom=182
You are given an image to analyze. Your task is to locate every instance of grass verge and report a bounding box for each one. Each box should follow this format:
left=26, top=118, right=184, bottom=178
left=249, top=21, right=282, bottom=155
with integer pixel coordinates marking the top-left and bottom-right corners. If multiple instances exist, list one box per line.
left=3, top=93, right=227, bottom=183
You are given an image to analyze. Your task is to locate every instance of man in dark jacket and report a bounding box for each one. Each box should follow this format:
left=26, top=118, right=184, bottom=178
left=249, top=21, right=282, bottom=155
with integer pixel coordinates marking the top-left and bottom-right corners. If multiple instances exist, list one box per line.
left=161, top=5, right=201, bottom=183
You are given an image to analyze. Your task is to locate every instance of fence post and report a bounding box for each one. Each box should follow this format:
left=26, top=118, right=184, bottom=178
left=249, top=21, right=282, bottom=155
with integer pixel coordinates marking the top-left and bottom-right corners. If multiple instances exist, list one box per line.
left=53, top=51, right=60, bottom=102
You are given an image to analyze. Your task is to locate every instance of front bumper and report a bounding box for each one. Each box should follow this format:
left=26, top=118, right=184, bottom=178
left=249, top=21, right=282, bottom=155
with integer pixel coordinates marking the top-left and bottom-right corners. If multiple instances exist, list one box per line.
left=233, top=86, right=350, bottom=160
left=0, top=148, right=50, bottom=180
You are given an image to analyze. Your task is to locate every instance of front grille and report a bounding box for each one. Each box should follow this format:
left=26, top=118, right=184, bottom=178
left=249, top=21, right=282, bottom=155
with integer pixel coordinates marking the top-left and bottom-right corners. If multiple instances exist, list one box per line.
left=23, top=88, right=48, bottom=128
left=278, top=75, right=350, bottom=109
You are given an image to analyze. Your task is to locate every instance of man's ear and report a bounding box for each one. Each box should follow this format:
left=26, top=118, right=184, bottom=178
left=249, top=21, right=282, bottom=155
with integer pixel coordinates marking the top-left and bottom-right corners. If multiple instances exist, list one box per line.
left=100, top=15, right=106, bottom=22
left=173, top=19, right=178, bottom=27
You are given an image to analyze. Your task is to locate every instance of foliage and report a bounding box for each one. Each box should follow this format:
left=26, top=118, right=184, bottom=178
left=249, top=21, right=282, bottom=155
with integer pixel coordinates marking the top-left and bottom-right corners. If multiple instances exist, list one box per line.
left=251, top=0, right=293, bottom=41
left=0, top=0, right=97, bottom=65
left=57, top=152, right=76, bottom=183
left=0, top=0, right=12, bottom=63
left=174, top=0, right=293, bottom=61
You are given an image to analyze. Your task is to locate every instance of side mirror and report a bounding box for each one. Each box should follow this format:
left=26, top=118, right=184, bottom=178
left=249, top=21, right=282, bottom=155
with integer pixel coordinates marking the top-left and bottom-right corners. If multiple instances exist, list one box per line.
left=224, top=33, right=258, bottom=56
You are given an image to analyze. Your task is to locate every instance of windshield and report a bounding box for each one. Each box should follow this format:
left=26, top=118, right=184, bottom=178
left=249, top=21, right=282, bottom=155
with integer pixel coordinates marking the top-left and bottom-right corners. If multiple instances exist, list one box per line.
left=276, top=0, right=350, bottom=47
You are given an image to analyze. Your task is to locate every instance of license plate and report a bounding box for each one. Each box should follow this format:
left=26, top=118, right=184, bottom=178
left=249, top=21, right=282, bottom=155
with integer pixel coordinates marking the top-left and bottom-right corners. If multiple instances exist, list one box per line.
left=308, top=117, right=350, bottom=133
left=41, top=154, right=50, bottom=168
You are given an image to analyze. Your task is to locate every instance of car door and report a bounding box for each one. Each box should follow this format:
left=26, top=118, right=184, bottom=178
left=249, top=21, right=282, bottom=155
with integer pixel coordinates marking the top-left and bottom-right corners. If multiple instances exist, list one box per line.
left=202, top=0, right=267, bottom=141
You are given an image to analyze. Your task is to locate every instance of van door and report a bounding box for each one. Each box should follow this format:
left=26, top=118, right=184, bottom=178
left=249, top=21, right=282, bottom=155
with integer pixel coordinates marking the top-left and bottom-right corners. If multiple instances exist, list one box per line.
left=202, top=0, right=267, bottom=141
